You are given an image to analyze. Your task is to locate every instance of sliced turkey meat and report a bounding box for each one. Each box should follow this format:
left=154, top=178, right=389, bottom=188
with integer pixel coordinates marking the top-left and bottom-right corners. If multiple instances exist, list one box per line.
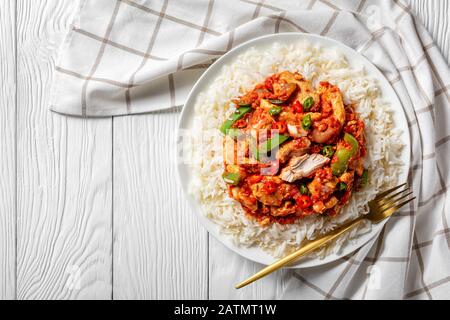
left=280, top=154, right=330, bottom=183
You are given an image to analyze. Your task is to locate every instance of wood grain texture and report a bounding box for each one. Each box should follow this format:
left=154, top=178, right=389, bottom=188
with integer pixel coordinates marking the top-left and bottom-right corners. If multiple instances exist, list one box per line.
left=16, top=0, right=112, bottom=299
left=0, top=0, right=16, bottom=300
left=113, top=112, right=208, bottom=300
left=408, top=0, right=450, bottom=63
left=209, top=238, right=293, bottom=299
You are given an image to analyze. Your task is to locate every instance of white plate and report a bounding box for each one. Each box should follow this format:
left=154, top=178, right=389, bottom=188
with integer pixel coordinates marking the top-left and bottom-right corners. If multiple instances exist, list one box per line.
left=177, top=33, right=411, bottom=268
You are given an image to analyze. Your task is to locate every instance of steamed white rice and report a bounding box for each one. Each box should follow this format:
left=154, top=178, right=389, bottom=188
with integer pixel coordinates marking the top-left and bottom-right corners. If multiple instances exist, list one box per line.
left=187, top=41, right=404, bottom=258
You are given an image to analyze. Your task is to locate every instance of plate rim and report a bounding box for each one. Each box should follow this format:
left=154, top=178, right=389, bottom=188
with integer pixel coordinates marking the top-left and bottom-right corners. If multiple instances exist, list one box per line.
left=176, top=32, right=411, bottom=269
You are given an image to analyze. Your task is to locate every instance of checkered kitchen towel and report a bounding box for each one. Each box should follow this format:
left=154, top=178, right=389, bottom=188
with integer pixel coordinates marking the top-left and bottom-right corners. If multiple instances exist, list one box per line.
left=51, top=0, right=450, bottom=299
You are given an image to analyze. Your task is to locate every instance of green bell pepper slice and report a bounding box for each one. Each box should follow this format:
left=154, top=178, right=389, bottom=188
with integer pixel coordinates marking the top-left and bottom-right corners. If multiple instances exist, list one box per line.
left=269, top=106, right=283, bottom=116
left=253, top=134, right=290, bottom=161
left=269, top=99, right=285, bottom=105
left=222, top=172, right=242, bottom=186
left=237, top=103, right=252, bottom=108
left=360, top=169, right=369, bottom=187
left=331, top=133, right=359, bottom=176
left=220, top=106, right=252, bottom=135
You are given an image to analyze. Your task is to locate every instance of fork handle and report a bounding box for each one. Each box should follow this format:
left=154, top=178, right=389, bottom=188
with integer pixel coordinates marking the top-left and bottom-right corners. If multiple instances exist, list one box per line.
left=235, top=216, right=365, bottom=289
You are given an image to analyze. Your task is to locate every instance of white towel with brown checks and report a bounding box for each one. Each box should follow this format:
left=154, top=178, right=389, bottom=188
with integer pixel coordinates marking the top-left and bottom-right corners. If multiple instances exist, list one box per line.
left=51, top=0, right=450, bottom=299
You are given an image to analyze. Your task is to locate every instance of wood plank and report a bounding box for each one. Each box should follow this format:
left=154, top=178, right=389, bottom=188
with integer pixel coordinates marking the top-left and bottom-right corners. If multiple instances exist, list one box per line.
left=7, top=0, right=448, bottom=300
left=209, top=238, right=292, bottom=299
left=409, top=0, right=450, bottom=63
left=0, top=0, right=16, bottom=300
left=113, top=112, right=208, bottom=300
left=16, top=0, right=112, bottom=299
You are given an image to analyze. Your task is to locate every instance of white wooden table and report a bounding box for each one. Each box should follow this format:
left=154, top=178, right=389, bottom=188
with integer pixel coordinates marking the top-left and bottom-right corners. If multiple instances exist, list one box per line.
left=0, top=0, right=449, bottom=300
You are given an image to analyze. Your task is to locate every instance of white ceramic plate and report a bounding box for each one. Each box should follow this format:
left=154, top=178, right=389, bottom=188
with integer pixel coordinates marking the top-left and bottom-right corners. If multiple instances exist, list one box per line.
left=177, top=33, right=411, bottom=268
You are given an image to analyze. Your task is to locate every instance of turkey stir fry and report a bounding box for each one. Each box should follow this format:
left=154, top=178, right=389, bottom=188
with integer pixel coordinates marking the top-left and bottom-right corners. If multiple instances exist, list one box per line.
left=221, top=71, right=368, bottom=226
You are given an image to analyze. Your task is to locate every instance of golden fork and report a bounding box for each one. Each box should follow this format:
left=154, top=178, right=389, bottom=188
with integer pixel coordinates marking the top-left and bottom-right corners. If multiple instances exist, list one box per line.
left=235, top=183, right=415, bottom=289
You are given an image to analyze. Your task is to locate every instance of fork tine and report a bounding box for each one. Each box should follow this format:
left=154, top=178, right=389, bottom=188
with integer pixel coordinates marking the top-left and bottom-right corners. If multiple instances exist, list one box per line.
left=374, top=183, right=408, bottom=201
left=377, top=187, right=410, bottom=206
left=380, top=191, right=414, bottom=212
left=382, top=197, right=416, bottom=217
